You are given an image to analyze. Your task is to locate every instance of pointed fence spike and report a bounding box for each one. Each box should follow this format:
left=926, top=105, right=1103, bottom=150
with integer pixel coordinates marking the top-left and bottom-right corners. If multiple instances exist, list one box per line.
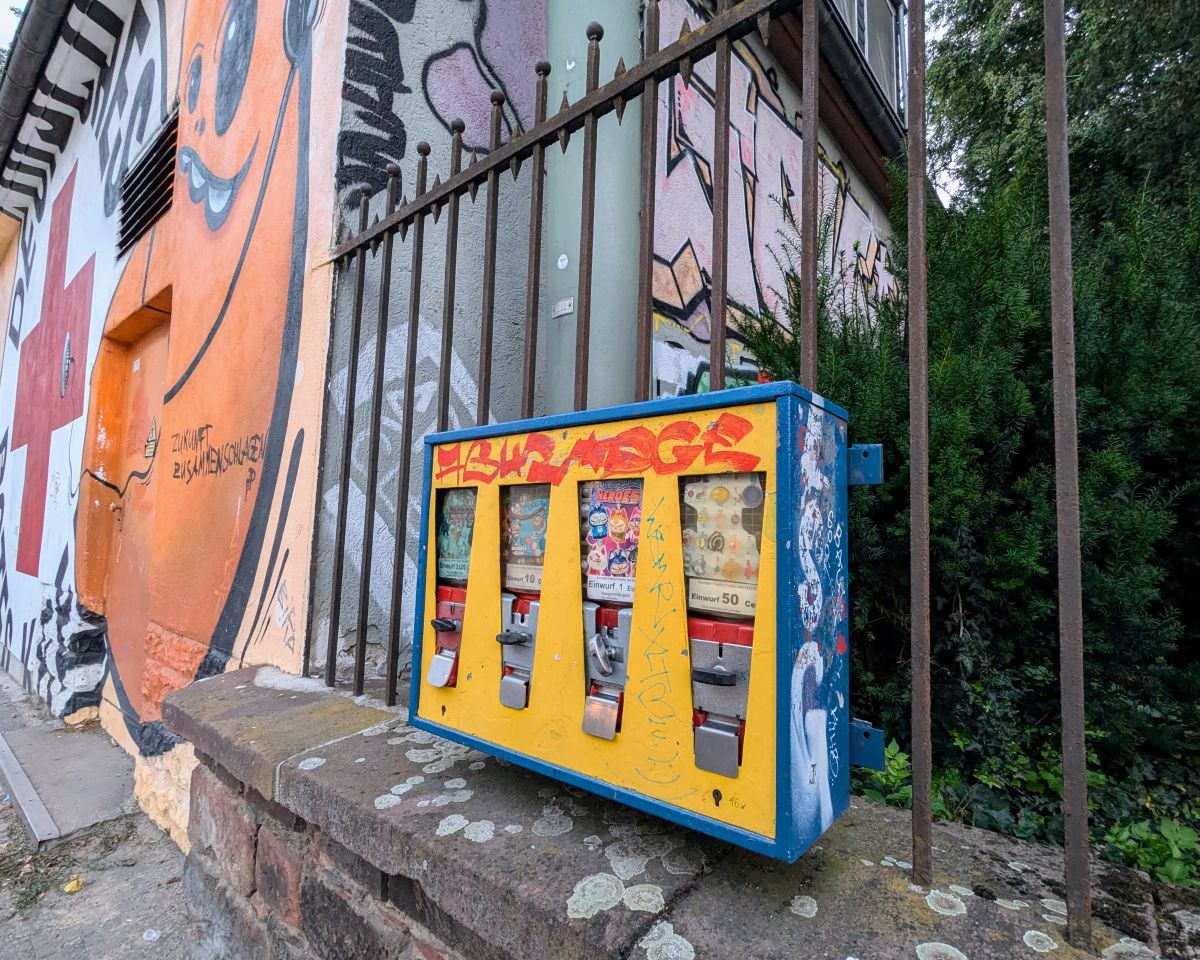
left=613, top=56, right=627, bottom=80
left=399, top=217, right=409, bottom=241
left=680, top=58, right=693, bottom=87
left=559, top=90, right=570, bottom=114
left=679, top=18, right=692, bottom=41
left=469, top=179, right=479, bottom=202
left=559, top=128, right=570, bottom=153
left=757, top=11, right=770, bottom=45
left=510, top=155, right=523, bottom=181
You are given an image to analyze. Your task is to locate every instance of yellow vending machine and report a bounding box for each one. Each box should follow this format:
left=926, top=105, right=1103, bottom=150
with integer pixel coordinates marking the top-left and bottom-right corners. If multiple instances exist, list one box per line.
left=410, top=382, right=882, bottom=860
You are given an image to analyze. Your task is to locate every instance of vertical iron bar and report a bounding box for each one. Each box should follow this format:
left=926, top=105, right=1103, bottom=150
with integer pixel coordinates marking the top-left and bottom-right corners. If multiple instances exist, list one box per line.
left=477, top=92, right=505, bottom=426
left=709, top=1, right=732, bottom=393
left=352, top=165, right=401, bottom=696
left=635, top=0, right=660, bottom=403
left=907, top=0, right=933, bottom=890
left=1044, top=0, right=1092, bottom=945
left=573, top=23, right=604, bottom=411
left=799, top=0, right=819, bottom=390
left=522, top=63, right=551, bottom=419
left=385, top=143, right=430, bottom=708
left=438, top=120, right=465, bottom=432
left=325, top=187, right=373, bottom=687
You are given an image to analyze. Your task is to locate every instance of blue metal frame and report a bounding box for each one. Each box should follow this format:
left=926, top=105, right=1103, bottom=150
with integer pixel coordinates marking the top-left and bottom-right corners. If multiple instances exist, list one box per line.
left=409, top=381, right=851, bottom=861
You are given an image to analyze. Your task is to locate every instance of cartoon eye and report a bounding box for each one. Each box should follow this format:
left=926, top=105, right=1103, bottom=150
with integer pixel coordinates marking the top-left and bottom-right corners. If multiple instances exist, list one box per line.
left=215, top=0, right=257, bottom=136
left=186, top=52, right=202, bottom=113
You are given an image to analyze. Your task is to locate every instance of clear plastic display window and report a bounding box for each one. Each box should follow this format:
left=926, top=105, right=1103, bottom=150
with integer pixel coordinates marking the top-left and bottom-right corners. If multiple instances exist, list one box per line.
left=679, top=472, right=766, bottom=621
left=500, top=484, right=551, bottom=593
left=578, top=478, right=643, bottom=605
left=435, top=488, right=477, bottom=585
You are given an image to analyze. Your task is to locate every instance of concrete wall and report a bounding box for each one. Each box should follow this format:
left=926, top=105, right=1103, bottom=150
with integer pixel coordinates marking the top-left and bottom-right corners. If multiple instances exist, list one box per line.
left=310, top=0, right=548, bottom=683
left=0, top=0, right=348, bottom=843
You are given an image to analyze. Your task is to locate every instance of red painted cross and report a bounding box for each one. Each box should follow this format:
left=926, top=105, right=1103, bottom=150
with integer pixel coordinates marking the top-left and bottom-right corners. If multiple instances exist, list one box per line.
left=12, top=166, right=96, bottom=577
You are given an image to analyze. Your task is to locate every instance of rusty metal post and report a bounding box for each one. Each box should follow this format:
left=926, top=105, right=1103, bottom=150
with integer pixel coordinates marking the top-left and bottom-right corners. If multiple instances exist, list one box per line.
left=353, top=165, right=401, bottom=696
left=799, top=0, right=820, bottom=391
left=325, top=187, right=372, bottom=687
left=478, top=92, right=505, bottom=426
left=573, top=22, right=604, bottom=411
left=438, top=120, right=465, bottom=432
left=634, top=0, right=660, bottom=403
left=384, top=142, right=430, bottom=707
left=709, top=0, right=732, bottom=392
left=907, top=0, right=934, bottom=890
left=1044, top=0, right=1092, bottom=945
left=522, top=63, right=551, bottom=419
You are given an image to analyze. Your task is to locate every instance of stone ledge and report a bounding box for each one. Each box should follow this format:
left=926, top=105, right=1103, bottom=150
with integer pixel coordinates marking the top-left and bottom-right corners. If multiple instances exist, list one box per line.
left=164, top=666, right=1173, bottom=960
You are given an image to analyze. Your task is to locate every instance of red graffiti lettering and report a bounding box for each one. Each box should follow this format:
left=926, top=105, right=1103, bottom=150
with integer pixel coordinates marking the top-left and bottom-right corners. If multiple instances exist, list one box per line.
left=435, top=413, right=761, bottom=486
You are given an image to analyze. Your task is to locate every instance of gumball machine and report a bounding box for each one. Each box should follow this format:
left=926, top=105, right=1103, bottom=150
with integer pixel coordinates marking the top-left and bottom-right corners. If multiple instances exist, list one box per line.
left=426, top=488, right=477, bottom=688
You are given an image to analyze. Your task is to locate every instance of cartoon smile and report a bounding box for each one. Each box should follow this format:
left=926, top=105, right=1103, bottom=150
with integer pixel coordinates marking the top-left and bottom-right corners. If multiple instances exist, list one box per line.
left=179, top=141, right=257, bottom=230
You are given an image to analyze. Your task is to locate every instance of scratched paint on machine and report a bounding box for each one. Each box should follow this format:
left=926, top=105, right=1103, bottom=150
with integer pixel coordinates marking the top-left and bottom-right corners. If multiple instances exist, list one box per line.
left=789, top=400, right=850, bottom=852
left=418, top=402, right=779, bottom=837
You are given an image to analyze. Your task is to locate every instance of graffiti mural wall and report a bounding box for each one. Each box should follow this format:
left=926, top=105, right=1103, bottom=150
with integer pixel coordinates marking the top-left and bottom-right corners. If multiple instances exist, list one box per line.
left=652, top=0, right=896, bottom=395
left=312, top=0, right=546, bottom=682
left=0, top=0, right=347, bottom=840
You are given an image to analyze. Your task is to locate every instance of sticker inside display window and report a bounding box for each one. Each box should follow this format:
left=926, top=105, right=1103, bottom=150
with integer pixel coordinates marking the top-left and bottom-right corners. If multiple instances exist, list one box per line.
left=582, top=479, right=643, bottom=604
left=501, top=485, right=551, bottom=592
left=680, top=473, right=765, bottom=619
left=436, top=488, right=477, bottom=585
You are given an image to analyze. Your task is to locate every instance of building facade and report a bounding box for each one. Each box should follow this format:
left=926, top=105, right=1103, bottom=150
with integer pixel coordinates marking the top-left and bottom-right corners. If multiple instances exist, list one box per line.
left=0, top=0, right=901, bottom=840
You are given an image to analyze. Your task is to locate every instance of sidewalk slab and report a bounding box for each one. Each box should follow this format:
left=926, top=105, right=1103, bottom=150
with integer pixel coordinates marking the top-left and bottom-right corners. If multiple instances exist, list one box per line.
left=0, top=673, right=136, bottom=846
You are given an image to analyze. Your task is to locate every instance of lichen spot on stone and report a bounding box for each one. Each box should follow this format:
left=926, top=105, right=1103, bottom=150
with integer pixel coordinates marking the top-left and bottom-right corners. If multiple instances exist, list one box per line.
left=297, top=757, right=325, bottom=771
left=445, top=777, right=467, bottom=789
left=915, top=944, right=968, bottom=960
left=948, top=885, right=974, bottom=898
left=1041, top=898, right=1067, bottom=916
left=463, top=820, right=494, bottom=843
left=374, top=793, right=401, bottom=810
left=624, top=884, right=666, bottom=913
left=567, top=873, right=624, bottom=919
left=436, top=814, right=469, bottom=837
left=926, top=890, right=967, bottom=917
left=789, top=895, right=818, bottom=918
left=638, top=920, right=696, bottom=960
left=1023, top=930, right=1057, bottom=953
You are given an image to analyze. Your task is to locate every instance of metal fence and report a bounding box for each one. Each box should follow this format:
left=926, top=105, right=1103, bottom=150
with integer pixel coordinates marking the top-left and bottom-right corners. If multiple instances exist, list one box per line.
left=312, top=0, right=1092, bottom=946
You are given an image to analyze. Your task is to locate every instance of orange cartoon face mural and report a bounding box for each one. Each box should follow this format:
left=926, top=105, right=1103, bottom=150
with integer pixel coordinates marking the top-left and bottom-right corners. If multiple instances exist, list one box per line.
left=70, top=0, right=326, bottom=753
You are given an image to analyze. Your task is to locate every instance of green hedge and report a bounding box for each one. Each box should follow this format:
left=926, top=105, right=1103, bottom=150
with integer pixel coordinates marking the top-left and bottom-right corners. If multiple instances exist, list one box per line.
left=737, top=164, right=1200, bottom=878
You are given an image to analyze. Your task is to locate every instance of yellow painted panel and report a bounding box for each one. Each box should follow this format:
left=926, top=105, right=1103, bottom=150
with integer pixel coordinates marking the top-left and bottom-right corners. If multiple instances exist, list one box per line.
left=419, top=401, right=779, bottom=838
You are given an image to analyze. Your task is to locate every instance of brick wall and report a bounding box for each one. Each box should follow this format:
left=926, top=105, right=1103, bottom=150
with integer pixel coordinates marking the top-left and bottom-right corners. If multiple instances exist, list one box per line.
left=184, top=759, right=468, bottom=960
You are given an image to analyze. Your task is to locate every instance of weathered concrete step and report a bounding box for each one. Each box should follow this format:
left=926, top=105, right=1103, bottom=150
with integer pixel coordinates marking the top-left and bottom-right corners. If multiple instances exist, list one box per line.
left=163, top=666, right=1178, bottom=960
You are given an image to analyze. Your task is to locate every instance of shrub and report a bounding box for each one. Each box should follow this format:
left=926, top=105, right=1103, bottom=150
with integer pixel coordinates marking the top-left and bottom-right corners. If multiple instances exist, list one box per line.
left=737, top=164, right=1200, bottom=881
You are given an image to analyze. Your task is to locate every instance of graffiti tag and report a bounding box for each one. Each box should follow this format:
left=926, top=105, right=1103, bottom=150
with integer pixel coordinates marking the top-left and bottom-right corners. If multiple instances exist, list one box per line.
left=434, top=413, right=761, bottom=486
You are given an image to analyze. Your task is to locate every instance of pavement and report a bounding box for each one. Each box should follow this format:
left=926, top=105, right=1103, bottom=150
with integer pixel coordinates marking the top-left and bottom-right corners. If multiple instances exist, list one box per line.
left=0, top=672, right=191, bottom=958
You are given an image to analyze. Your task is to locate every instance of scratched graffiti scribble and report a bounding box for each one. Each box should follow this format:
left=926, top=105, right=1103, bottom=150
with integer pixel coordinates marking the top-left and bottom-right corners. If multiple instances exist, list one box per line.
left=633, top=496, right=681, bottom=786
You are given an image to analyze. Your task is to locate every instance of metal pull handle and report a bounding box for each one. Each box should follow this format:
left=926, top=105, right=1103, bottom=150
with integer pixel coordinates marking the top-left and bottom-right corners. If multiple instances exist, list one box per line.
left=496, top=630, right=531, bottom=646
left=432, top=618, right=461, bottom=632
left=692, top=666, right=737, bottom=686
left=587, top=634, right=614, bottom=677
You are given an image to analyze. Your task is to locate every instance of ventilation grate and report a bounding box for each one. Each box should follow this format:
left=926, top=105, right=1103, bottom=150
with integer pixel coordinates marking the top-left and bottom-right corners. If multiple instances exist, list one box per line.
left=117, top=111, right=178, bottom=258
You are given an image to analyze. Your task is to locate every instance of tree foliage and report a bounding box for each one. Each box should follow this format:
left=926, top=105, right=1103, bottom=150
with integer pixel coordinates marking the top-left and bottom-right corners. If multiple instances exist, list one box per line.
left=928, top=0, right=1200, bottom=213
left=737, top=165, right=1200, bottom=854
